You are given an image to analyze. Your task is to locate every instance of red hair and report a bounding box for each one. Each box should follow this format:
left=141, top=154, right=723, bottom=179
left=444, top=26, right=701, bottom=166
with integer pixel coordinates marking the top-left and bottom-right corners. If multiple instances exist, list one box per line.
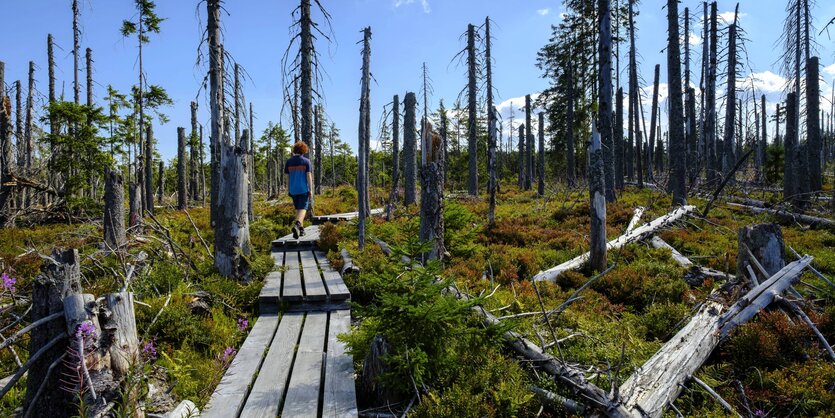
left=292, top=141, right=309, bottom=155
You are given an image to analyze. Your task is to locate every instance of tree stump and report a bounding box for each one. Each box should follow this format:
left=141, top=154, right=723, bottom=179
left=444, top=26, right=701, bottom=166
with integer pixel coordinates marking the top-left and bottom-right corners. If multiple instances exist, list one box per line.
left=129, top=182, right=142, bottom=231
left=737, top=223, right=785, bottom=278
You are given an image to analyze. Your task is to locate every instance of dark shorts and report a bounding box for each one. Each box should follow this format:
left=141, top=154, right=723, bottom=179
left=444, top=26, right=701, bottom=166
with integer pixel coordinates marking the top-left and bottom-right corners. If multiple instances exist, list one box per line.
left=291, top=193, right=310, bottom=210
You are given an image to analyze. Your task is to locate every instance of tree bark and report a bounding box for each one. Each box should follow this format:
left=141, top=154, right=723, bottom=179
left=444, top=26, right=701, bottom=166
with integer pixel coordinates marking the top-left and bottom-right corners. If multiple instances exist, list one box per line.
left=24, top=61, right=34, bottom=207
left=403, top=92, right=417, bottom=205
left=242, top=129, right=253, bottom=222
left=387, top=94, right=400, bottom=216
left=667, top=0, right=687, bottom=206
left=567, top=57, right=577, bottom=187
left=128, top=183, right=141, bottom=230
left=315, top=104, right=323, bottom=194
left=208, top=0, right=223, bottom=227
left=214, top=140, right=251, bottom=280
left=177, top=127, right=187, bottom=210
left=599, top=0, right=615, bottom=201
left=419, top=122, right=445, bottom=261
left=486, top=17, right=497, bottom=220
left=722, top=16, right=738, bottom=178
left=806, top=56, right=821, bottom=191
left=706, top=2, right=718, bottom=183
left=589, top=125, right=607, bottom=273
left=0, top=63, right=13, bottom=226
left=518, top=124, right=525, bottom=189
left=300, top=0, right=314, bottom=145
left=525, top=94, right=533, bottom=191
left=537, top=112, right=545, bottom=197
left=467, top=24, right=478, bottom=196
left=357, top=28, right=372, bottom=250
left=686, top=87, right=697, bottom=185
left=784, top=92, right=797, bottom=205
left=614, top=87, right=623, bottom=189
left=104, top=167, right=126, bottom=252
left=234, top=63, right=241, bottom=147
left=72, top=0, right=80, bottom=105
left=145, top=123, right=155, bottom=213
left=189, top=101, right=199, bottom=202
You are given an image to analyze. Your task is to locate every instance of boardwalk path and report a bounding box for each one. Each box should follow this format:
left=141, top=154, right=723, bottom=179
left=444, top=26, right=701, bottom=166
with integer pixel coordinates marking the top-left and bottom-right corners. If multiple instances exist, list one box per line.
left=201, top=212, right=373, bottom=418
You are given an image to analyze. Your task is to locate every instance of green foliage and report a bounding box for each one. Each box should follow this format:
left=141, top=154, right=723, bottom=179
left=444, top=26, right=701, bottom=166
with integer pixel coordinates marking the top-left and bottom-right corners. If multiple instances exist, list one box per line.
left=764, top=141, right=785, bottom=184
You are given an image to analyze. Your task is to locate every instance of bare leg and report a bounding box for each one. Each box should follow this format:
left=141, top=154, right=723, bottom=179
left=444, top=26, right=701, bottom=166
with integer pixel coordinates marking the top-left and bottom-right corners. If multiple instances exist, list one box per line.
left=295, top=209, right=306, bottom=225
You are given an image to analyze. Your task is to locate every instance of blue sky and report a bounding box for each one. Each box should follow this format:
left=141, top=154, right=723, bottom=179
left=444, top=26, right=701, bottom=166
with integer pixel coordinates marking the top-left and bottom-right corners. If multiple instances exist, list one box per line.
left=2, top=0, right=834, bottom=162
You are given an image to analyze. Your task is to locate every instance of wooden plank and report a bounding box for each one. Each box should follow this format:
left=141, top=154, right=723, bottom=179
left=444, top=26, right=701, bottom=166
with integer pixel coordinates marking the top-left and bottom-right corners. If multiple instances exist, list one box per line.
left=301, top=251, right=328, bottom=301
left=239, top=313, right=304, bottom=418
left=323, top=310, right=358, bottom=418
left=260, top=271, right=282, bottom=306
left=272, top=251, right=285, bottom=265
left=314, top=250, right=331, bottom=267
left=283, top=252, right=304, bottom=302
left=282, top=312, right=328, bottom=418
left=202, top=314, right=280, bottom=418
left=322, top=270, right=350, bottom=301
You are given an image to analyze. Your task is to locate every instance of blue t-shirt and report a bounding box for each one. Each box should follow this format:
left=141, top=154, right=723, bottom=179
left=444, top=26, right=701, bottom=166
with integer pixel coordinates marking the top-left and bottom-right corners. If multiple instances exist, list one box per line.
left=284, top=155, right=312, bottom=196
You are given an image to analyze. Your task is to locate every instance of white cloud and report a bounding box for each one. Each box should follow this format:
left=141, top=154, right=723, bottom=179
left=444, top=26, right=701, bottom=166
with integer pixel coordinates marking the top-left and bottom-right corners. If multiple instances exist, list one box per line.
left=742, top=71, right=788, bottom=94
left=718, top=11, right=747, bottom=24
left=688, top=32, right=701, bottom=46
left=537, top=8, right=550, bottom=16
left=394, top=0, right=430, bottom=13
left=824, top=63, right=835, bottom=77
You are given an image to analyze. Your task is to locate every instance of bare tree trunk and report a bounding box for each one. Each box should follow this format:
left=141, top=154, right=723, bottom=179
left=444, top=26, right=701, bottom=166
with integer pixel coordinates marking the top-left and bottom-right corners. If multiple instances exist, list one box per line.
left=249, top=103, right=255, bottom=198
left=518, top=125, right=525, bottom=188
left=15, top=80, right=23, bottom=209
left=807, top=56, right=821, bottom=191
left=722, top=14, right=738, bottom=180
left=145, top=123, right=155, bottom=213
left=403, top=92, right=417, bottom=205
left=706, top=2, right=718, bottom=183
left=614, top=87, right=623, bottom=189
left=525, top=94, right=533, bottom=191
left=589, top=125, right=607, bottom=273
left=189, top=101, right=199, bottom=202
left=686, top=87, right=697, bottom=185
left=599, top=0, right=614, bottom=201
left=177, top=127, right=187, bottom=210
left=357, top=27, right=372, bottom=250
left=242, top=129, right=253, bottom=222
left=315, top=104, right=323, bottom=194
left=568, top=56, right=577, bottom=187
left=467, top=24, right=478, bottom=196
left=626, top=0, right=637, bottom=182
left=784, top=92, right=797, bottom=205
left=485, top=17, right=497, bottom=221
left=47, top=35, right=56, bottom=201
left=72, top=0, right=80, bottom=105
left=104, top=167, right=126, bottom=252
left=419, top=121, right=445, bottom=261
left=234, top=63, right=241, bottom=146
left=667, top=0, right=687, bottom=206
left=208, top=0, right=223, bottom=227
left=128, top=183, right=141, bottom=230
left=537, top=112, right=545, bottom=197
left=300, top=0, right=314, bottom=145
left=156, top=160, right=164, bottom=203
left=388, top=94, right=400, bottom=213
left=760, top=94, right=767, bottom=183
left=0, top=63, right=13, bottom=226
left=200, top=125, right=207, bottom=207
left=649, top=64, right=660, bottom=182
left=24, top=62, right=34, bottom=207
left=214, top=138, right=251, bottom=280
left=292, top=78, right=300, bottom=143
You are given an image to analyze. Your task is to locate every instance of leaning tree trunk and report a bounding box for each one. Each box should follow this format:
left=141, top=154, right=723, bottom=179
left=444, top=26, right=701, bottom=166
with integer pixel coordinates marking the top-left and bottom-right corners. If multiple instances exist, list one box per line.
left=104, top=167, right=126, bottom=252
left=357, top=27, right=372, bottom=250
left=599, top=0, right=614, bottom=201
left=525, top=94, right=533, bottom=191
left=419, top=121, right=445, bottom=261
left=667, top=0, right=687, bottom=206
left=403, top=92, right=417, bottom=205
left=177, top=127, right=187, bottom=210
left=208, top=0, right=223, bottom=228
left=466, top=24, right=478, bottom=196
left=807, top=56, right=821, bottom=191
left=589, top=125, right=607, bottom=273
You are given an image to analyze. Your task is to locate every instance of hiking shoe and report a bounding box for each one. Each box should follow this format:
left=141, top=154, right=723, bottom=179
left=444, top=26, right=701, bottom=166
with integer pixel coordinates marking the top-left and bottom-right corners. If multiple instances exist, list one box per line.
left=291, top=222, right=300, bottom=239
left=299, top=224, right=306, bottom=237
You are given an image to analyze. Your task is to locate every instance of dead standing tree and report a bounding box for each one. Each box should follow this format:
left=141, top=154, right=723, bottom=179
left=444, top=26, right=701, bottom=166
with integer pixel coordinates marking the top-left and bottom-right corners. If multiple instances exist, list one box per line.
left=721, top=7, right=739, bottom=181
left=667, top=0, right=687, bottom=206
left=466, top=24, right=478, bottom=196
left=525, top=94, right=534, bottom=191
left=207, top=0, right=251, bottom=281
left=177, top=127, right=187, bottom=210
left=403, top=92, right=417, bottom=206
left=484, top=17, right=497, bottom=222
left=103, top=167, right=126, bottom=253
left=357, top=27, right=372, bottom=250
left=590, top=0, right=613, bottom=273
left=386, top=94, right=400, bottom=219
left=420, top=121, right=445, bottom=261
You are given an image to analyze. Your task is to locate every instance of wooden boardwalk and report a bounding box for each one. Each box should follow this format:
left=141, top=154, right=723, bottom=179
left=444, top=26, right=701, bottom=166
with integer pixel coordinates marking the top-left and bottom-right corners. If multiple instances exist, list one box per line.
left=204, top=228, right=357, bottom=418
left=312, top=208, right=384, bottom=225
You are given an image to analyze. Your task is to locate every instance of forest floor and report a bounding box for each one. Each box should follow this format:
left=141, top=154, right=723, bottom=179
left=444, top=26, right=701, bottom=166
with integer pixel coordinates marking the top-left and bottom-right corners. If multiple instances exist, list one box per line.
left=0, top=183, right=833, bottom=417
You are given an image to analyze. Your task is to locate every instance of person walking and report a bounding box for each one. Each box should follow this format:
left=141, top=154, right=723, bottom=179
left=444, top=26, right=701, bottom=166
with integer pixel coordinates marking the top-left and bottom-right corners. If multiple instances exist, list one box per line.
left=285, top=141, right=314, bottom=238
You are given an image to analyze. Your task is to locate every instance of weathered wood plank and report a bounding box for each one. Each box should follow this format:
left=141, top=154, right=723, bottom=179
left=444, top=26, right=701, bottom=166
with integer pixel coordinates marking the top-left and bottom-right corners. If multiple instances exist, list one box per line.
left=202, top=314, right=280, bottom=418
left=324, top=310, right=358, bottom=418
left=282, top=312, right=328, bottom=418
left=239, top=313, right=304, bottom=418
left=273, top=225, right=322, bottom=247
left=300, top=251, right=327, bottom=301
left=261, top=271, right=282, bottom=306
left=283, top=267, right=304, bottom=302
left=322, top=270, right=351, bottom=301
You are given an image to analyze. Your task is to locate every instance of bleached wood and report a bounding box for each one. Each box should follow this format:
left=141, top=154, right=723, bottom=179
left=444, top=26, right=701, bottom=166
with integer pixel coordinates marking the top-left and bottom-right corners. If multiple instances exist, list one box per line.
left=282, top=312, right=327, bottom=418
left=534, top=205, right=696, bottom=282
left=323, top=310, right=358, bottom=418
left=626, top=206, right=646, bottom=232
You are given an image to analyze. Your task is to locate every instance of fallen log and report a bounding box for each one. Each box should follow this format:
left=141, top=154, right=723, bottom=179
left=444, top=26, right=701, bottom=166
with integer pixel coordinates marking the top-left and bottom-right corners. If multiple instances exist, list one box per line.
left=533, top=205, right=696, bottom=282
left=626, top=207, right=646, bottom=232
left=649, top=236, right=729, bottom=282
left=727, top=202, right=835, bottom=229
left=340, top=248, right=360, bottom=275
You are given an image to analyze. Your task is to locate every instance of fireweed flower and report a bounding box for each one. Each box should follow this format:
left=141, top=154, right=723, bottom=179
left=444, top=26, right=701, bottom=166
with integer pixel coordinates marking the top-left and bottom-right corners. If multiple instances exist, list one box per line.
left=237, top=318, right=249, bottom=332
left=1, top=273, right=15, bottom=293
left=221, top=346, right=237, bottom=364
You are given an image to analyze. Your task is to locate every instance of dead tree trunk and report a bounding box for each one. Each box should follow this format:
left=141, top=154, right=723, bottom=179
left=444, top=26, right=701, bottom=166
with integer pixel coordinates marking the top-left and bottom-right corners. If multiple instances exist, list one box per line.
left=419, top=122, right=445, bottom=261
left=387, top=94, right=400, bottom=219
left=737, top=223, right=785, bottom=278
left=177, top=127, right=187, bottom=210
left=537, top=112, right=545, bottom=197
left=189, top=101, right=199, bottom=202
left=525, top=94, right=533, bottom=191
left=0, top=63, right=13, bottom=226
left=104, top=167, right=126, bottom=252
left=23, top=249, right=81, bottom=417
left=589, top=125, right=607, bottom=273
left=14, top=80, right=23, bottom=209
left=567, top=55, right=577, bottom=187
left=234, top=63, right=241, bottom=147
left=47, top=35, right=57, bottom=201
left=24, top=61, right=34, bottom=207
left=485, top=17, right=497, bottom=220
left=300, top=0, right=314, bottom=145
left=242, top=129, right=253, bottom=222
left=208, top=0, right=223, bottom=227
left=357, top=27, right=372, bottom=250
left=760, top=94, right=767, bottom=183
left=156, top=160, right=164, bottom=203
left=214, top=139, right=251, bottom=280
left=518, top=124, right=525, bottom=189
left=128, top=183, right=141, bottom=230
left=600, top=0, right=615, bottom=202
left=315, top=104, right=323, bottom=194
left=706, top=2, right=718, bottom=183
left=145, top=124, right=155, bottom=213
left=784, top=92, right=797, bottom=205
left=807, top=56, right=821, bottom=191
left=686, top=87, right=697, bottom=185
left=722, top=13, right=738, bottom=179
left=614, top=87, right=623, bottom=189
left=403, top=92, right=417, bottom=206
left=648, top=64, right=660, bottom=181
left=667, top=0, right=687, bottom=206
left=72, top=0, right=80, bottom=105
left=466, top=24, right=478, bottom=196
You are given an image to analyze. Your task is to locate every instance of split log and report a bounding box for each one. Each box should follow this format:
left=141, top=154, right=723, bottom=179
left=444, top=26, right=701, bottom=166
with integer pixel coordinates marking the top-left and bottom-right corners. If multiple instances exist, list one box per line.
left=103, top=167, right=126, bottom=253
left=726, top=202, right=835, bottom=229
left=534, top=205, right=696, bottom=282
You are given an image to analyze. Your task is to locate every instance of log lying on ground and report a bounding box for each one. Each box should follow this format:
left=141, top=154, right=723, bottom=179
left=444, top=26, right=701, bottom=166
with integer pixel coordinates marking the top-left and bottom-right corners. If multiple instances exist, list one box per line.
left=626, top=206, right=645, bottom=232
left=533, top=205, right=695, bottom=282
left=340, top=248, right=359, bottom=275
left=727, top=202, right=835, bottom=229
left=649, top=236, right=729, bottom=283
left=619, top=255, right=812, bottom=417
